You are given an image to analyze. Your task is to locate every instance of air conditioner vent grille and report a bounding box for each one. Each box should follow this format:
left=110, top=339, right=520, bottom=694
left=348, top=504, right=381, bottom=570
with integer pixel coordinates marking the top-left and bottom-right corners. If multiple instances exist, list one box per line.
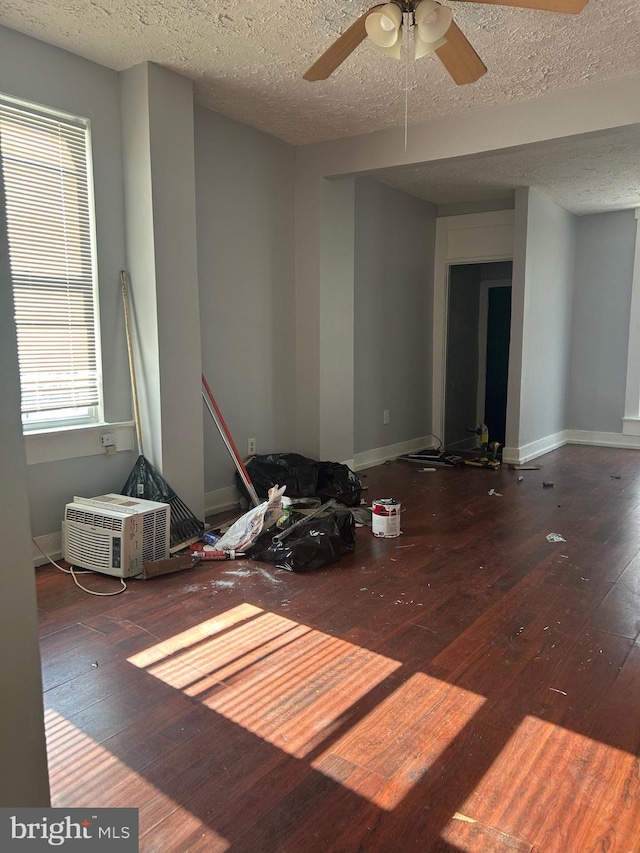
left=65, top=508, right=123, bottom=532
left=142, top=508, right=169, bottom=562
left=64, top=527, right=113, bottom=570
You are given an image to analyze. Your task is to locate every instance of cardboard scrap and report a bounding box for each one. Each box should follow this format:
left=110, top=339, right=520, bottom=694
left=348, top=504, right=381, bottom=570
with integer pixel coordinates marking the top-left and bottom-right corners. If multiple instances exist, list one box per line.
left=140, top=553, right=194, bottom=580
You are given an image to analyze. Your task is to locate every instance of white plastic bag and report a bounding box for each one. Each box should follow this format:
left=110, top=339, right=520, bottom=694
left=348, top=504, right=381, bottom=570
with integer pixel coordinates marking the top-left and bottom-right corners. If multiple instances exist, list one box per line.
left=215, top=485, right=286, bottom=552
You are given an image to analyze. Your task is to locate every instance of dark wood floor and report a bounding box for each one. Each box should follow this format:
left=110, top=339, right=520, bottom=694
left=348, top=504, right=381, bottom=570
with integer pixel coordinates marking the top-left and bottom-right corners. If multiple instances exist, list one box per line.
left=37, top=445, right=640, bottom=853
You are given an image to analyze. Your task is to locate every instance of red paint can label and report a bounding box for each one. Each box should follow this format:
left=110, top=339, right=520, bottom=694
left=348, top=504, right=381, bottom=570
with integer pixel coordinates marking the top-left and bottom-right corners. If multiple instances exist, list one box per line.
left=371, top=499, right=401, bottom=537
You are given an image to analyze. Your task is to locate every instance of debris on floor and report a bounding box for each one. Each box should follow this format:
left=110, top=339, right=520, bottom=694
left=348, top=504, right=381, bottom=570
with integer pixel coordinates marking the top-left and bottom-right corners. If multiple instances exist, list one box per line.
left=246, top=507, right=356, bottom=572
left=215, top=485, right=286, bottom=552
left=488, top=488, right=502, bottom=497
left=543, top=481, right=555, bottom=488
left=546, top=533, right=566, bottom=543
left=238, top=452, right=363, bottom=508
left=140, top=553, right=195, bottom=579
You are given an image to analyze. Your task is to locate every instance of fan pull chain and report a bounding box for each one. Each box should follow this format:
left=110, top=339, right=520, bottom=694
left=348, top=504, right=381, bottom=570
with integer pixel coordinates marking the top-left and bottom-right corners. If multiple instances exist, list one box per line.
left=404, top=12, right=411, bottom=151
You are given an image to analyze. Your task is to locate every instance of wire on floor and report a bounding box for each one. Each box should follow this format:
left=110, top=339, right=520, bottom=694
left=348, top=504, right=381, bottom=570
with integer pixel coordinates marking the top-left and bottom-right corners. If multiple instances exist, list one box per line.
left=33, top=539, right=127, bottom=596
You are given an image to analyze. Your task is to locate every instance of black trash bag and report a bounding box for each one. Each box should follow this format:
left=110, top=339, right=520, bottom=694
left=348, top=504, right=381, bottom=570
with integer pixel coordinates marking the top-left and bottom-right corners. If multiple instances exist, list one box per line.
left=316, top=461, right=362, bottom=507
left=241, top=453, right=318, bottom=501
left=332, top=509, right=357, bottom=552
left=246, top=510, right=356, bottom=572
left=237, top=453, right=362, bottom=508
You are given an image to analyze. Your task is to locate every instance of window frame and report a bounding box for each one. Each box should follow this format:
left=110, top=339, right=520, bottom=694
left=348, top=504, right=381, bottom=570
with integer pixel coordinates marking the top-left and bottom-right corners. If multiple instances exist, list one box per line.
left=0, top=92, right=104, bottom=433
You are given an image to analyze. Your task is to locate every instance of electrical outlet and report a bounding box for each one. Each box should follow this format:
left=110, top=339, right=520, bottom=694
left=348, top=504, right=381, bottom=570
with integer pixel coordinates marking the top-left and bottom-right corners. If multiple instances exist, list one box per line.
left=248, top=437, right=256, bottom=456
left=383, top=409, right=390, bottom=425
left=100, top=433, right=116, bottom=447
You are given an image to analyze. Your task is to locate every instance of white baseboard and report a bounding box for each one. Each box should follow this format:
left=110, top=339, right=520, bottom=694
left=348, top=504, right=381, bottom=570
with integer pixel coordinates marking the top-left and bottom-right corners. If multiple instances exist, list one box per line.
left=33, top=531, right=62, bottom=568
left=204, top=485, right=242, bottom=518
left=503, top=428, right=640, bottom=465
left=503, top=431, right=567, bottom=465
left=565, top=429, right=640, bottom=450
left=352, top=436, right=434, bottom=472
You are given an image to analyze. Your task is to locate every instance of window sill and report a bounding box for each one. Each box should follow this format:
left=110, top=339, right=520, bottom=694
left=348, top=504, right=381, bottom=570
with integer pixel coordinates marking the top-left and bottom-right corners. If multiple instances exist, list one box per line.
left=25, top=421, right=136, bottom=465
left=622, top=417, right=640, bottom=437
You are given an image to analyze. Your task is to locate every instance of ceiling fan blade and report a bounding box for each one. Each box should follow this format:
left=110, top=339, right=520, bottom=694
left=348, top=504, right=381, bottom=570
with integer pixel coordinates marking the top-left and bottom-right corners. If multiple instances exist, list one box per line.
left=435, top=21, right=487, bottom=85
left=447, top=0, right=588, bottom=13
left=303, top=5, right=383, bottom=81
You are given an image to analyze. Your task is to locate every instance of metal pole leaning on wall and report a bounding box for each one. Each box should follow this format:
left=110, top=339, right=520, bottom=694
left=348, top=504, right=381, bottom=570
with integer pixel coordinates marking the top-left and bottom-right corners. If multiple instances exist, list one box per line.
left=201, top=374, right=261, bottom=508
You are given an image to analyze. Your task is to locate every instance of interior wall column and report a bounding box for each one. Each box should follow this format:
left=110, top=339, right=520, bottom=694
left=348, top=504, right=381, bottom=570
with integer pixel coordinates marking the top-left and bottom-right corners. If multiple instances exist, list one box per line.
left=319, top=178, right=355, bottom=463
left=622, top=209, right=640, bottom=433
left=119, top=62, right=204, bottom=518
left=0, top=168, right=50, bottom=806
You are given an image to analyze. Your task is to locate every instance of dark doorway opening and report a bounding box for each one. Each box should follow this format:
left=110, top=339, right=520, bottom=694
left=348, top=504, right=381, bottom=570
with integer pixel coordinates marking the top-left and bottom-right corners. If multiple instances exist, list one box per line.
left=444, top=262, right=512, bottom=449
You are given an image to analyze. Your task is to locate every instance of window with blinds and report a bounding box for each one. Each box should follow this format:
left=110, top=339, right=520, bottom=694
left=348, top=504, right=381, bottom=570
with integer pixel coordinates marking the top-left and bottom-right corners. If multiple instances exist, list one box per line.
left=0, top=96, right=101, bottom=430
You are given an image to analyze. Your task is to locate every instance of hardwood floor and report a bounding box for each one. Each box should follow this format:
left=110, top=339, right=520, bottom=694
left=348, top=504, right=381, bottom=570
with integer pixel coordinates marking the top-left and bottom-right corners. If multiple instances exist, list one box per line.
left=37, top=445, right=640, bottom=852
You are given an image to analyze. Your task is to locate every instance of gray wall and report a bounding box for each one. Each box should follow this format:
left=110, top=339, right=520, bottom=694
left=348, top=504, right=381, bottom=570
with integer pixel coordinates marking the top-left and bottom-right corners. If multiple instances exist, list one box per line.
left=319, top=177, right=355, bottom=463
left=446, top=265, right=482, bottom=447
left=568, top=210, right=637, bottom=432
left=194, top=107, right=296, bottom=495
left=354, top=178, right=437, bottom=454
left=519, top=188, right=577, bottom=446
left=0, top=25, right=133, bottom=537
left=0, top=143, right=50, bottom=806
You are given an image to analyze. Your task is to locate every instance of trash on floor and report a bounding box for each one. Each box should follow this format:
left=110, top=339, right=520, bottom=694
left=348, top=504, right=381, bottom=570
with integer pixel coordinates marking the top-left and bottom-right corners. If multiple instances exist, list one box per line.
left=238, top=452, right=362, bottom=507
left=272, top=498, right=336, bottom=543
left=546, top=533, right=566, bottom=543
left=215, top=485, right=286, bottom=552
left=543, top=481, right=555, bottom=488
left=246, top=508, right=356, bottom=572
left=400, top=449, right=465, bottom=467
left=140, top=553, right=195, bottom=579
left=189, top=546, right=244, bottom=562
left=488, top=488, right=502, bottom=497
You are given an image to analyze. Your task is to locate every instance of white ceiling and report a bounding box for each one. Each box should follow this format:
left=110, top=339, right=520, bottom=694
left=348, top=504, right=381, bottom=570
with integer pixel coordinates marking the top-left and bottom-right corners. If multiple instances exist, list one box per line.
left=1, top=1, right=639, bottom=213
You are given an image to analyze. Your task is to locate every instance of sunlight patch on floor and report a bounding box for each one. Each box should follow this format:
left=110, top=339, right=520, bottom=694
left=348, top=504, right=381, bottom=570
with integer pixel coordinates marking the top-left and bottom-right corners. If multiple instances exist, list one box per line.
left=314, top=671, right=486, bottom=810
left=128, top=607, right=402, bottom=761
left=44, top=708, right=231, bottom=849
left=455, top=713, right=640, bottom=851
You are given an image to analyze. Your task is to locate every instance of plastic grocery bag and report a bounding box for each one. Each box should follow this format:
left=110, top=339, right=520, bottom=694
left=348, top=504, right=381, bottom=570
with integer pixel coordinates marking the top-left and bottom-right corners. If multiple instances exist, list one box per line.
left=215, top=485, right=286, bottom=552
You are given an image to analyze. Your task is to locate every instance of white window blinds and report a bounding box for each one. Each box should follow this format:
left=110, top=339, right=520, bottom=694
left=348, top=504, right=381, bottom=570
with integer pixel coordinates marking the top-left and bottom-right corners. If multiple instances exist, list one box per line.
left=0, top=98, right=100, bottom=426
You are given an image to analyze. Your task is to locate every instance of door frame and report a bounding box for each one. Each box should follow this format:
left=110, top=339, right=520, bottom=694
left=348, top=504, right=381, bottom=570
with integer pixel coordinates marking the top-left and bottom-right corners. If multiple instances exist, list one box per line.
left=432, top=210, right=514, bottom=445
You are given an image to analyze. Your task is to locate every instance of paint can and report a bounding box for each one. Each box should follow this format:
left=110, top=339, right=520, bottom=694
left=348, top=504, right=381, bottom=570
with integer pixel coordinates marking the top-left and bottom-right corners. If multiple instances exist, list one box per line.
left=371, top=498, right=401, bottom=538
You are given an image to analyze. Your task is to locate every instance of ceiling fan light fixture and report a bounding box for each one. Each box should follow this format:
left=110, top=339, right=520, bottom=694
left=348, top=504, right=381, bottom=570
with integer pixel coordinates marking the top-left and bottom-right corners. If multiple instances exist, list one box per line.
left=415, top=33, right=447, bottom=59
left=414, top=0, right=453, bottom=57
left=365, top=3, right=403, bottom=48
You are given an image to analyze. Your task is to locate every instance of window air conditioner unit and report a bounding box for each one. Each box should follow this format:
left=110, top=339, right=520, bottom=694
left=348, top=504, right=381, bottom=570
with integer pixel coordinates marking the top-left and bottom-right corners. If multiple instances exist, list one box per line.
left=62, top=493, right=171, bottom=578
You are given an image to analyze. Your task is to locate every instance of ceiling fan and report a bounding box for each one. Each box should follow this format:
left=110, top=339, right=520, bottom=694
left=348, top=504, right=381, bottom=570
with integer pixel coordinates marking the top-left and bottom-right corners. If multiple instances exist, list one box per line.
left=303, top=0, right=589, bottom=85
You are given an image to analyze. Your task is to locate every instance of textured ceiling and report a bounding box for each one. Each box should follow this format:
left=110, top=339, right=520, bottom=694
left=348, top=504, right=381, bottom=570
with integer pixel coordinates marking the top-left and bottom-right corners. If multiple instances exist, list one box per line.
left=0, top=0, right=638, bottom=146
left=1, top=1, right=639, bottom=214
left=374, top=125, right=640, bottom=215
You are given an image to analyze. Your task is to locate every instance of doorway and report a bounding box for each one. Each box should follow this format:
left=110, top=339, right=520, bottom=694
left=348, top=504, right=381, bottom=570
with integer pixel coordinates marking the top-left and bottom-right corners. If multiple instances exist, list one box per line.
left=444, top=262, right=512, bottom=449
